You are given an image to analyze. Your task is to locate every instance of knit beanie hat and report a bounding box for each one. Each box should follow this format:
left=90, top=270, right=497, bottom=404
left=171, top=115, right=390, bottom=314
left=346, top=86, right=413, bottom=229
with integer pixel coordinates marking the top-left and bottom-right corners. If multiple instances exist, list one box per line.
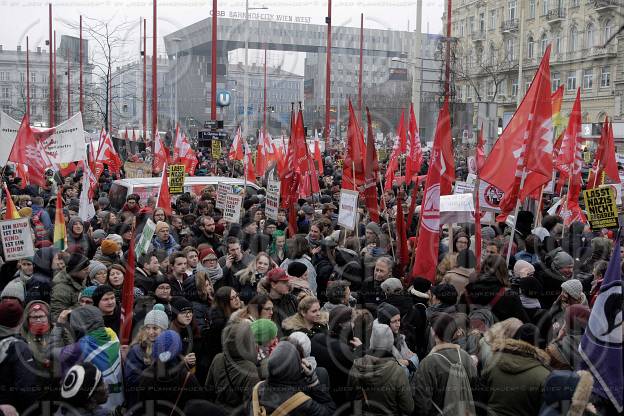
left=66, top=253, right=90, bottom=274
left=287, top=261, right=307, bottom=278
left=61, top=362, right=102, bottom=403
left=366, top=222, right=381, bottom=237
left=377, top=302, right=400, bottom=326
left=88, top=261, right=107, bottom=280
left=553, top=251, right=574, bottom=271
left=513, top=260, right=535, bottom=278
left=513, top=323, right=541, bottom=346
left=1, top=280, right=25, bottom=303
left=144, top=304, right=169, bottom=330
left=171, top=296, right=193, bottom=318
left=155, top=221, right=169, bottom=233
left=0, top=300, right=24, bottom=328
left=79, top=286, right=97, bottom=301
left=369, top=322, right=394, bottom=353
left=288, top=331, right=312, bottom=358
left=565, top=304, right=590, bottom=334
left=105, top=234, right=124, bottom=247
left=91, top=284, right=115, bottom=308
left=380, top=278, right=403, bottom=295
left=250, top=318, right=278, bottom=345
left=561, top=279, right=583, bottom=301
left=100, top=239, right=120, bottom=256
left=152, top=330, right=182, bottom=363
left=92, top=229, right=107, bottom=242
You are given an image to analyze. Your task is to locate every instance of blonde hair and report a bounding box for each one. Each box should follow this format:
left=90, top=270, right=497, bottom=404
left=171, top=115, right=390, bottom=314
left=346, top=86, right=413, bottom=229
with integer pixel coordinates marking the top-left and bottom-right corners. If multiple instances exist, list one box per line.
left=484, top=318, right=523, bottom=344
left=297, top=295, right=320, bottom=316
left=236, top=252, right=271, bottom=285
left=130, top=326, right=157, bottom=366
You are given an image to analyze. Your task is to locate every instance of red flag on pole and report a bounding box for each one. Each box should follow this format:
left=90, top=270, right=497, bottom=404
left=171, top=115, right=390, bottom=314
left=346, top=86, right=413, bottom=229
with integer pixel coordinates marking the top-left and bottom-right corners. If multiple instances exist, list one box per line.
left=8, top=114, right=52, bottom=187
left=152, top=131, right=169, bottom=174
left=280, top=112, right=297, bottom=206
left=410, top=98, right=451, bottom=284
left=406, top=103, right=423, bottom=185
left=229, top=127, right=244, bottom=161
left=396, top=109, right=407, bottom=153
left=588, top=118, right=619, bottom=188
left=342, top=100, right=366, bottom=190
left=313, top=137, right=324, bottom=176
left=156, top=163, right=172, bottom=216
left=120, top=229, right=136, bottom=345
left=364, top=107, right=380, bottom=223
left=396, top=193, right=409, bottom=277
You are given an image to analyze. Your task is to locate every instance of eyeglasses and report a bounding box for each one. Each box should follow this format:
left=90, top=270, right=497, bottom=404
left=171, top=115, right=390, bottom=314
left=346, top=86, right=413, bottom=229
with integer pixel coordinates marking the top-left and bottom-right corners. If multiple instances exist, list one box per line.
left=230, top=293, right=240, bottom=300
left=29, top=315, right=47, bottom=322
left=181, top=310, right=193, bottom=316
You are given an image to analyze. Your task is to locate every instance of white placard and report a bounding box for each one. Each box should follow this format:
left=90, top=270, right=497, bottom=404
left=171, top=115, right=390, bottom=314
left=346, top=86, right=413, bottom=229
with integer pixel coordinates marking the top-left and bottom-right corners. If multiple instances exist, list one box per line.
left=42, top=113, right=86, bottom=164
left=223, top=193, right=243, bottom=223
left=216, top=183, right=233, bottom=210
left=600, top=183, right=622, bottom=206
left=440, top=194, right=475, bottom=224
left=453, top=181, right=474, bottom=195
left=337, top=189, right=359, bottom=230
left=265, top=179, right=281, bottom=221
left=479, top=179, right=504, bottom=212
left=465, top=173, right=477, bottom=185
left=0, top=218, right=35, bottom=261
left=0, top=112, right=20, bottom=166
left=136, top=219, right=156, bottom=256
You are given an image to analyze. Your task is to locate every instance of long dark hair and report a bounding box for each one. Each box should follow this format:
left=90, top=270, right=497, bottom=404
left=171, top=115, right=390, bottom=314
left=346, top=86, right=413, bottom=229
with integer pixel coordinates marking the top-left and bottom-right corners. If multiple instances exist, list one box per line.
left=214, top=286, right=237, bottom=317
left=247, top=294, right=271, bottom=319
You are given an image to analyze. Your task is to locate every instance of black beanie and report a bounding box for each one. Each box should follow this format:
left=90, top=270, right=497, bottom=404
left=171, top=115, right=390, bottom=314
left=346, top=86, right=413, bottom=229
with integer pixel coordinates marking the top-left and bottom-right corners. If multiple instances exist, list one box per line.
left=513, top=323, right=541, bottom=346
left=61, top=362, right=102, bottom=403
left=91, top=284, right=115, bottom=307
left=171, top=296, right=193, bottom=318
left=377, top=302, right=400, bottom=325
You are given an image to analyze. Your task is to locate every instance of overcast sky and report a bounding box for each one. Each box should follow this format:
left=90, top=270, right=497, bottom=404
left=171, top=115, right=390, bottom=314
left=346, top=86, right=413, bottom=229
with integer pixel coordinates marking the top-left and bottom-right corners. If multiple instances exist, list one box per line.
left=0, top=0, right=444, bottom=74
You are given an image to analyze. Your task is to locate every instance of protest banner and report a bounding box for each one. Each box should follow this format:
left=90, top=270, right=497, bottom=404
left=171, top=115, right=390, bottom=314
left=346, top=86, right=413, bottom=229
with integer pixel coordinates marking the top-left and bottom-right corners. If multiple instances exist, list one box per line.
left=124, top=162, right=151, bottom=178
left=211, top=140, right=222, bottom=159
left=583, top=187, right=619, bottom=230
left=223, top=193, right=243, bottom=223
left=41, top=113, right=86, bottom=164
left=337, top=189, right=359, bottom=230
left=136, top=219, right=156, bottom=256
left=216, top=182, right=233, bottom=210
left=168, top=164, right=185, bottom=194
left=0, top=218, right=35, bottom=261
left=453, top=181, right=474, bottom=195
left=440, top=194, right=475, bottom=224
left=265, top=179, right=281, bottom=221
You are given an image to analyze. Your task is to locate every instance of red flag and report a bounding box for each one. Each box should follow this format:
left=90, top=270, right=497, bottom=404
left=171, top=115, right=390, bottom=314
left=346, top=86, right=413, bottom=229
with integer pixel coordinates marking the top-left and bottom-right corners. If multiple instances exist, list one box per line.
left=15, top=164, right=28, bottom=189
left=296, top=111, right=320, bottom=197
left=3, top=183, right=20, bottom=220
left=120, top=228, right=135, bottom=345
left=156, top=163, right=172, bottom=216
left=256, top=142, right=266, bottom=176
left=94, top=129, right=122, bottom=178
left=364, top=108, right=380, bottom=223
left=59, top=162, right=77, bottom=177
left=406, top=103, right=423, bottom=185
left=244, top=139, right=256, bottom=181
left=475, top=125, right=484, bottom=270
left=280, top=112, right=297, bottom=207
left=410, top=99, right=451, bottom=284
left=313, top=137, right=324, bottom=176
left=407, top=175, right=424, bottom=231
left=342, top=100, right=366, bottom=190
left=172, top=125, right=182, bottom=162
left=588, top=118, right=619, bottom=188
left=396, top=109, right=407, bottom=153
left=8, top=114, right=51, bottom=187
left=152, top=131, right=169, bottom=174
left=229, top=127, right=244, bottom=160
left=476, top=125, right=485, bottom=170
left=174, top=130, right=198, bottom=175
left=396, top=193, right=409, bottom=277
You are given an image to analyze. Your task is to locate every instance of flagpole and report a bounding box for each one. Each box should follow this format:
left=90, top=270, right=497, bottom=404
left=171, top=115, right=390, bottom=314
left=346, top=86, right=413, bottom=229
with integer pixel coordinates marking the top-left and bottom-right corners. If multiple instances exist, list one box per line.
left=80, top=15, right=83, bottom=115
left=506, top=168, right=527, bottom=265
left=378, top=175, right=396, bottom=261
left=26, top=36, right=30, bottom=117
left=534, top=184, right=545, bottom=228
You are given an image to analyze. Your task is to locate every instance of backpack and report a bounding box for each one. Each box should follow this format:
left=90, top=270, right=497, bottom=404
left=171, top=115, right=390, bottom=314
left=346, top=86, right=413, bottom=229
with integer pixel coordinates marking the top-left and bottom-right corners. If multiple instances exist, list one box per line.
left=431, top=348, right=476, bottom=416
left=251, top=381, right=311, bottom=416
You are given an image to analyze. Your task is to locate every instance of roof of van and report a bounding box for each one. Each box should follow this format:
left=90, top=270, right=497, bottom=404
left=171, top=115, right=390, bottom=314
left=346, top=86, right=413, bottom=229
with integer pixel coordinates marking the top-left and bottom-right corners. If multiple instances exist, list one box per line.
left=111, top=176, right=261, bottom=189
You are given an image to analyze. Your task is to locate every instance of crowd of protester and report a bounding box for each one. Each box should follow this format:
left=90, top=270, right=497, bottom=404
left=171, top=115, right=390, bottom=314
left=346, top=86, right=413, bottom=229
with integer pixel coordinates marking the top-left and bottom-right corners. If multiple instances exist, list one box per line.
left=0, top=161, right=619, bottom=416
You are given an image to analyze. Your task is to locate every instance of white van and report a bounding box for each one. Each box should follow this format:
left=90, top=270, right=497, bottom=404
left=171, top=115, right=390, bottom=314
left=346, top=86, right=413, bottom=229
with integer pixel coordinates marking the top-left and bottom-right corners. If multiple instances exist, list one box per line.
left=107, top=176, right=261, bottom=211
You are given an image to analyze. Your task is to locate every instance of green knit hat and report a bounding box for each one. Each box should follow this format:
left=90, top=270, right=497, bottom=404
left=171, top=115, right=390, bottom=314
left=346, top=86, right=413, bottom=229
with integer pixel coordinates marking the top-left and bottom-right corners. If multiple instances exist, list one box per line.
left=250, top=319, right=278, bottom=345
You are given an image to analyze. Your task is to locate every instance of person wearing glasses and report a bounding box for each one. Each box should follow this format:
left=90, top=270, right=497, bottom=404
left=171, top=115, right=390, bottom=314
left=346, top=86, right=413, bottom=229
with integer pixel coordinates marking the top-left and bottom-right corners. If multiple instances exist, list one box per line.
left=169, top=296, right=199, bottom=373
left=202, top=287, right=242, bottom=375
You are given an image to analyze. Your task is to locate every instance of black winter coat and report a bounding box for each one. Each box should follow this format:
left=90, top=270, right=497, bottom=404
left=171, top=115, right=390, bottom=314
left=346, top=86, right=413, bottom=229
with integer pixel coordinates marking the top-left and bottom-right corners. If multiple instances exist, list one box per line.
left=458, top=276, right=529, bottom=323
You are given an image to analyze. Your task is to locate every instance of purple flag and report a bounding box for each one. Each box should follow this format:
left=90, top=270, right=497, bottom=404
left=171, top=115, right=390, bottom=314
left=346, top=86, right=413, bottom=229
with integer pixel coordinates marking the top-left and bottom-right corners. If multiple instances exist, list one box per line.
left=579, top=230, right=623, bottom=412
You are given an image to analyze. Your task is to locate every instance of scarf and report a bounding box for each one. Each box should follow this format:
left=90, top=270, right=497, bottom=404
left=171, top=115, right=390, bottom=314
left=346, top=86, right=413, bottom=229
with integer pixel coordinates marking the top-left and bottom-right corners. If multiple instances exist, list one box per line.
left=206, top=265, right=224, bottom=283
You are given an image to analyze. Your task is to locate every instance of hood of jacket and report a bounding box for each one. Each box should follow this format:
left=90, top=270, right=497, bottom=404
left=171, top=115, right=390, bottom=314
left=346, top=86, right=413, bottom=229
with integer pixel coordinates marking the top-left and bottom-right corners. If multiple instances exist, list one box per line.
left=351, top=355, right=398, bottom=386
left=33, top=247, right=59, bottom=274
left=282, top=310, right=329, bottom=332
left=223, top=322, right=257, bottom=363
left=69, top=305, right=105, bottom=339
left=268, top=341, right=303, bottom=385
left=489, top=338, right=550, bottom=375
left=21, top=300, right=51, bottom=334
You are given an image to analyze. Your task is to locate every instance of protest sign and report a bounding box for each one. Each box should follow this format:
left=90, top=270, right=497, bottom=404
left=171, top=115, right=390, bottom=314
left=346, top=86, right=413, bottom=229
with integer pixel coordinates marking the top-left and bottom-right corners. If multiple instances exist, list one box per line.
left=465, top=173, right=477, bottom=185
left=583, top=187, right=619, bottom=230
left=440, top=194, right=475, bottom=224
left=223, top=193, right=243, bottom=223
left=124, top=162, right=152, bottom=178
left=0, top=218, right=35, bottom=261
left=479, top=180, right=505, bottom=212
left=265, top=179, right=281, bottom=221
left=136, top=219, right=156, bottom=256
left=168, top=164, right=185, bottom=194
left=337, top=189, right=359, bottom=230
left=41, top=113, right=86, bottom=164
left=453, top=181, right=474, bottom=195
left=216, top=183, right=233, bottom=210
left=601, top=183, right=622, bottom=206
left=211, top=140, right=222, bottom=159
left=0, top=111, right=19, bottom=166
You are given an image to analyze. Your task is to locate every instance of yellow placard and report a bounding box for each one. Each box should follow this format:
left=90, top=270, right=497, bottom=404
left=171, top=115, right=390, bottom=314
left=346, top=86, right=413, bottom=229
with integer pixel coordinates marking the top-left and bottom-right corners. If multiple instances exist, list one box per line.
left=211, top=140, right=222, bottom=159
left=168, top=164, right=185, bottom=194
left=583, top=187, right=619, bottom=230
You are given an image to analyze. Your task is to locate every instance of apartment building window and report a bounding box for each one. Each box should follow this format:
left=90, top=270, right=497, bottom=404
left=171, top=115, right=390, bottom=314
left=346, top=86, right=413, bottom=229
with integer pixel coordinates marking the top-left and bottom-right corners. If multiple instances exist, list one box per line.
left=469, top=16, right=475, bottom=34
left=601, top=67, right=611, bottom=87
left=527, top=36, right=534, bottom=58
left=30, top=86, right=36, bottom=99
left=1, top=87, right=9, bottom=99
left=489, top=43, right=496, bottom=65
left=542, top=0, right=548, bottom=16
left=31, top=72, right=36, bottom=83
left=553, top=32, right=561, bottom=54
left=528, top=0, right=536, bottom=18
left=583, top=69, right=593, bottom=90
left=479, top=13, right=485, bottom=32
left=511, top=78, right=518, bottom=97
left=585, top=24, right=594, bottom=49
left=604, top=20, right=612, bottom=44
left=505, top=38, right=515, bottom=60
left=0, top=72, right=8, bottom=81
left=569, top=27, right=578, bottom=51
left=489, top=9, right=497, bottom=30
left=19, top=72, right=25, bottom=82
left=509, top=0, right=517, bottom=20
left=552, top=72, right=561, bottom=91
left=540, top=34, right=548, bottom=55
left=571, top=0, right=579, bottom=6
left=567, top=72, right=577, bottom=91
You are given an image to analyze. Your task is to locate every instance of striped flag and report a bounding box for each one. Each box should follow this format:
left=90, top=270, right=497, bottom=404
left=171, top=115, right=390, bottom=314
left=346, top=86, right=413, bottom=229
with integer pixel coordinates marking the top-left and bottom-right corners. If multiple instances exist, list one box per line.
left=53, top=190, right=66, bottom=251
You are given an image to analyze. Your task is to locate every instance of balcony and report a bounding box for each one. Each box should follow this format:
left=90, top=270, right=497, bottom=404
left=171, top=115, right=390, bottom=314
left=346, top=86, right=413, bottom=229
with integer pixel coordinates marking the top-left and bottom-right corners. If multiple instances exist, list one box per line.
left=588, top=0, right=619, bottom=12
left=471, top=31, right=486, bottom=42
left=501, top=19, right=519, bottom=33
left=545, top=8, right=566, bottom=23
left=588, top=44, right=617, bottom=57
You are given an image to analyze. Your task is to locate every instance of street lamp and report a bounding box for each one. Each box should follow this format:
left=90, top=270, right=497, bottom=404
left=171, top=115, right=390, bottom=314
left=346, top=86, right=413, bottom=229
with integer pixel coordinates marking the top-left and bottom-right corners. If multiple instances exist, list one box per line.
left=244, top=2, right=268, bottom=140
left=171, top=37, right=182, bottom=127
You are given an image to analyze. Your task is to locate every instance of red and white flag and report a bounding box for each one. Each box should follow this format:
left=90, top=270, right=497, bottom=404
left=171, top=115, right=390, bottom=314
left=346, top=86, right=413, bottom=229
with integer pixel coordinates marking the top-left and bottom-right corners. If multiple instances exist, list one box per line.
left=342, top=100, right=366, bottom=190
left=153, top=131, right=169, bottom=174
left=243, top=138, right=256, bottom=181
left=156, top=163, right=172, bottom=216
left=587, top=117, right=619, bottom=188
left=405, top=103, right=423, bottom=185
left=94, top=128, right=122, bottom=178
left=313, top=135, right=324, bottom=176
left=410, top=98, right=452, bottom=284
left=229, top=126, right=244, bottom=161
left=8, top=114, right=53, bottom=187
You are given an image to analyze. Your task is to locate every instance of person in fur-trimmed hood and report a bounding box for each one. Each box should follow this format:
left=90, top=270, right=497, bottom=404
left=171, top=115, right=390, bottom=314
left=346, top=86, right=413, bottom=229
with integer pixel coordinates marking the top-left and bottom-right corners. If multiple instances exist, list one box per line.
left=482, top=323, right=551, bottom=416
left=281, top=295, right=328, bottom=338
left=538, top=370, right=595, bottom=416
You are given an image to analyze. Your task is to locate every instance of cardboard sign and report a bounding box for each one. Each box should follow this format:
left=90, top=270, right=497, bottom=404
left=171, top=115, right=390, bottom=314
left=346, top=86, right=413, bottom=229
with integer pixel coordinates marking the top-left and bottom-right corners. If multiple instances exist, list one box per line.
left=440, top=194, right=475, bottom=224
left=0, top=218, right=35, bottom=261
left=265, top=179, right=281, bottom=221
left=223, top=193, right=243, bottom=223
left=168, top=164, right=185, bottom=194
left=136, top=219, right=156, bottom=256
left=211, top=140, right=222, bottom=159
left=337, top=189, right=359, bottom=230
left=124, top=162, right=151, bottom=178
left=583, top=187, right=619, bottom=230
left=453, top=181, right=474, bottom=195
left=216, top=183, right=233, bottom=210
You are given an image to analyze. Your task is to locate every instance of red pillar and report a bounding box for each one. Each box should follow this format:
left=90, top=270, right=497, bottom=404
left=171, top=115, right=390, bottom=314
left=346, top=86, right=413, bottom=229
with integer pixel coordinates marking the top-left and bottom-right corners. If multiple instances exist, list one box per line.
left=358, top=13, right=363, bottom=115
left=54, top=31, right=57, bottom=126
left=211, top=0, right=217, bottom=121
left=324, top=0, right=332, bottom=146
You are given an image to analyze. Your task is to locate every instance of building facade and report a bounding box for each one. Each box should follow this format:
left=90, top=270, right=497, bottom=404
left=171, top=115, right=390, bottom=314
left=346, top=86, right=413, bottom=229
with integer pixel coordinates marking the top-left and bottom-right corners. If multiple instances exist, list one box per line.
left=447, top=0, right=621, bottom=136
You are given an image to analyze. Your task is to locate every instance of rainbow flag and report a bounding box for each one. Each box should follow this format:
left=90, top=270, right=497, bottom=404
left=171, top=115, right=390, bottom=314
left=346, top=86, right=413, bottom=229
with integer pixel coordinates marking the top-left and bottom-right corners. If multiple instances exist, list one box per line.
left=3, top=184, right=20, bottom=220
left=552, top=84, right=565, bottom=136
left=53, top=190, right=66, bottom=251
